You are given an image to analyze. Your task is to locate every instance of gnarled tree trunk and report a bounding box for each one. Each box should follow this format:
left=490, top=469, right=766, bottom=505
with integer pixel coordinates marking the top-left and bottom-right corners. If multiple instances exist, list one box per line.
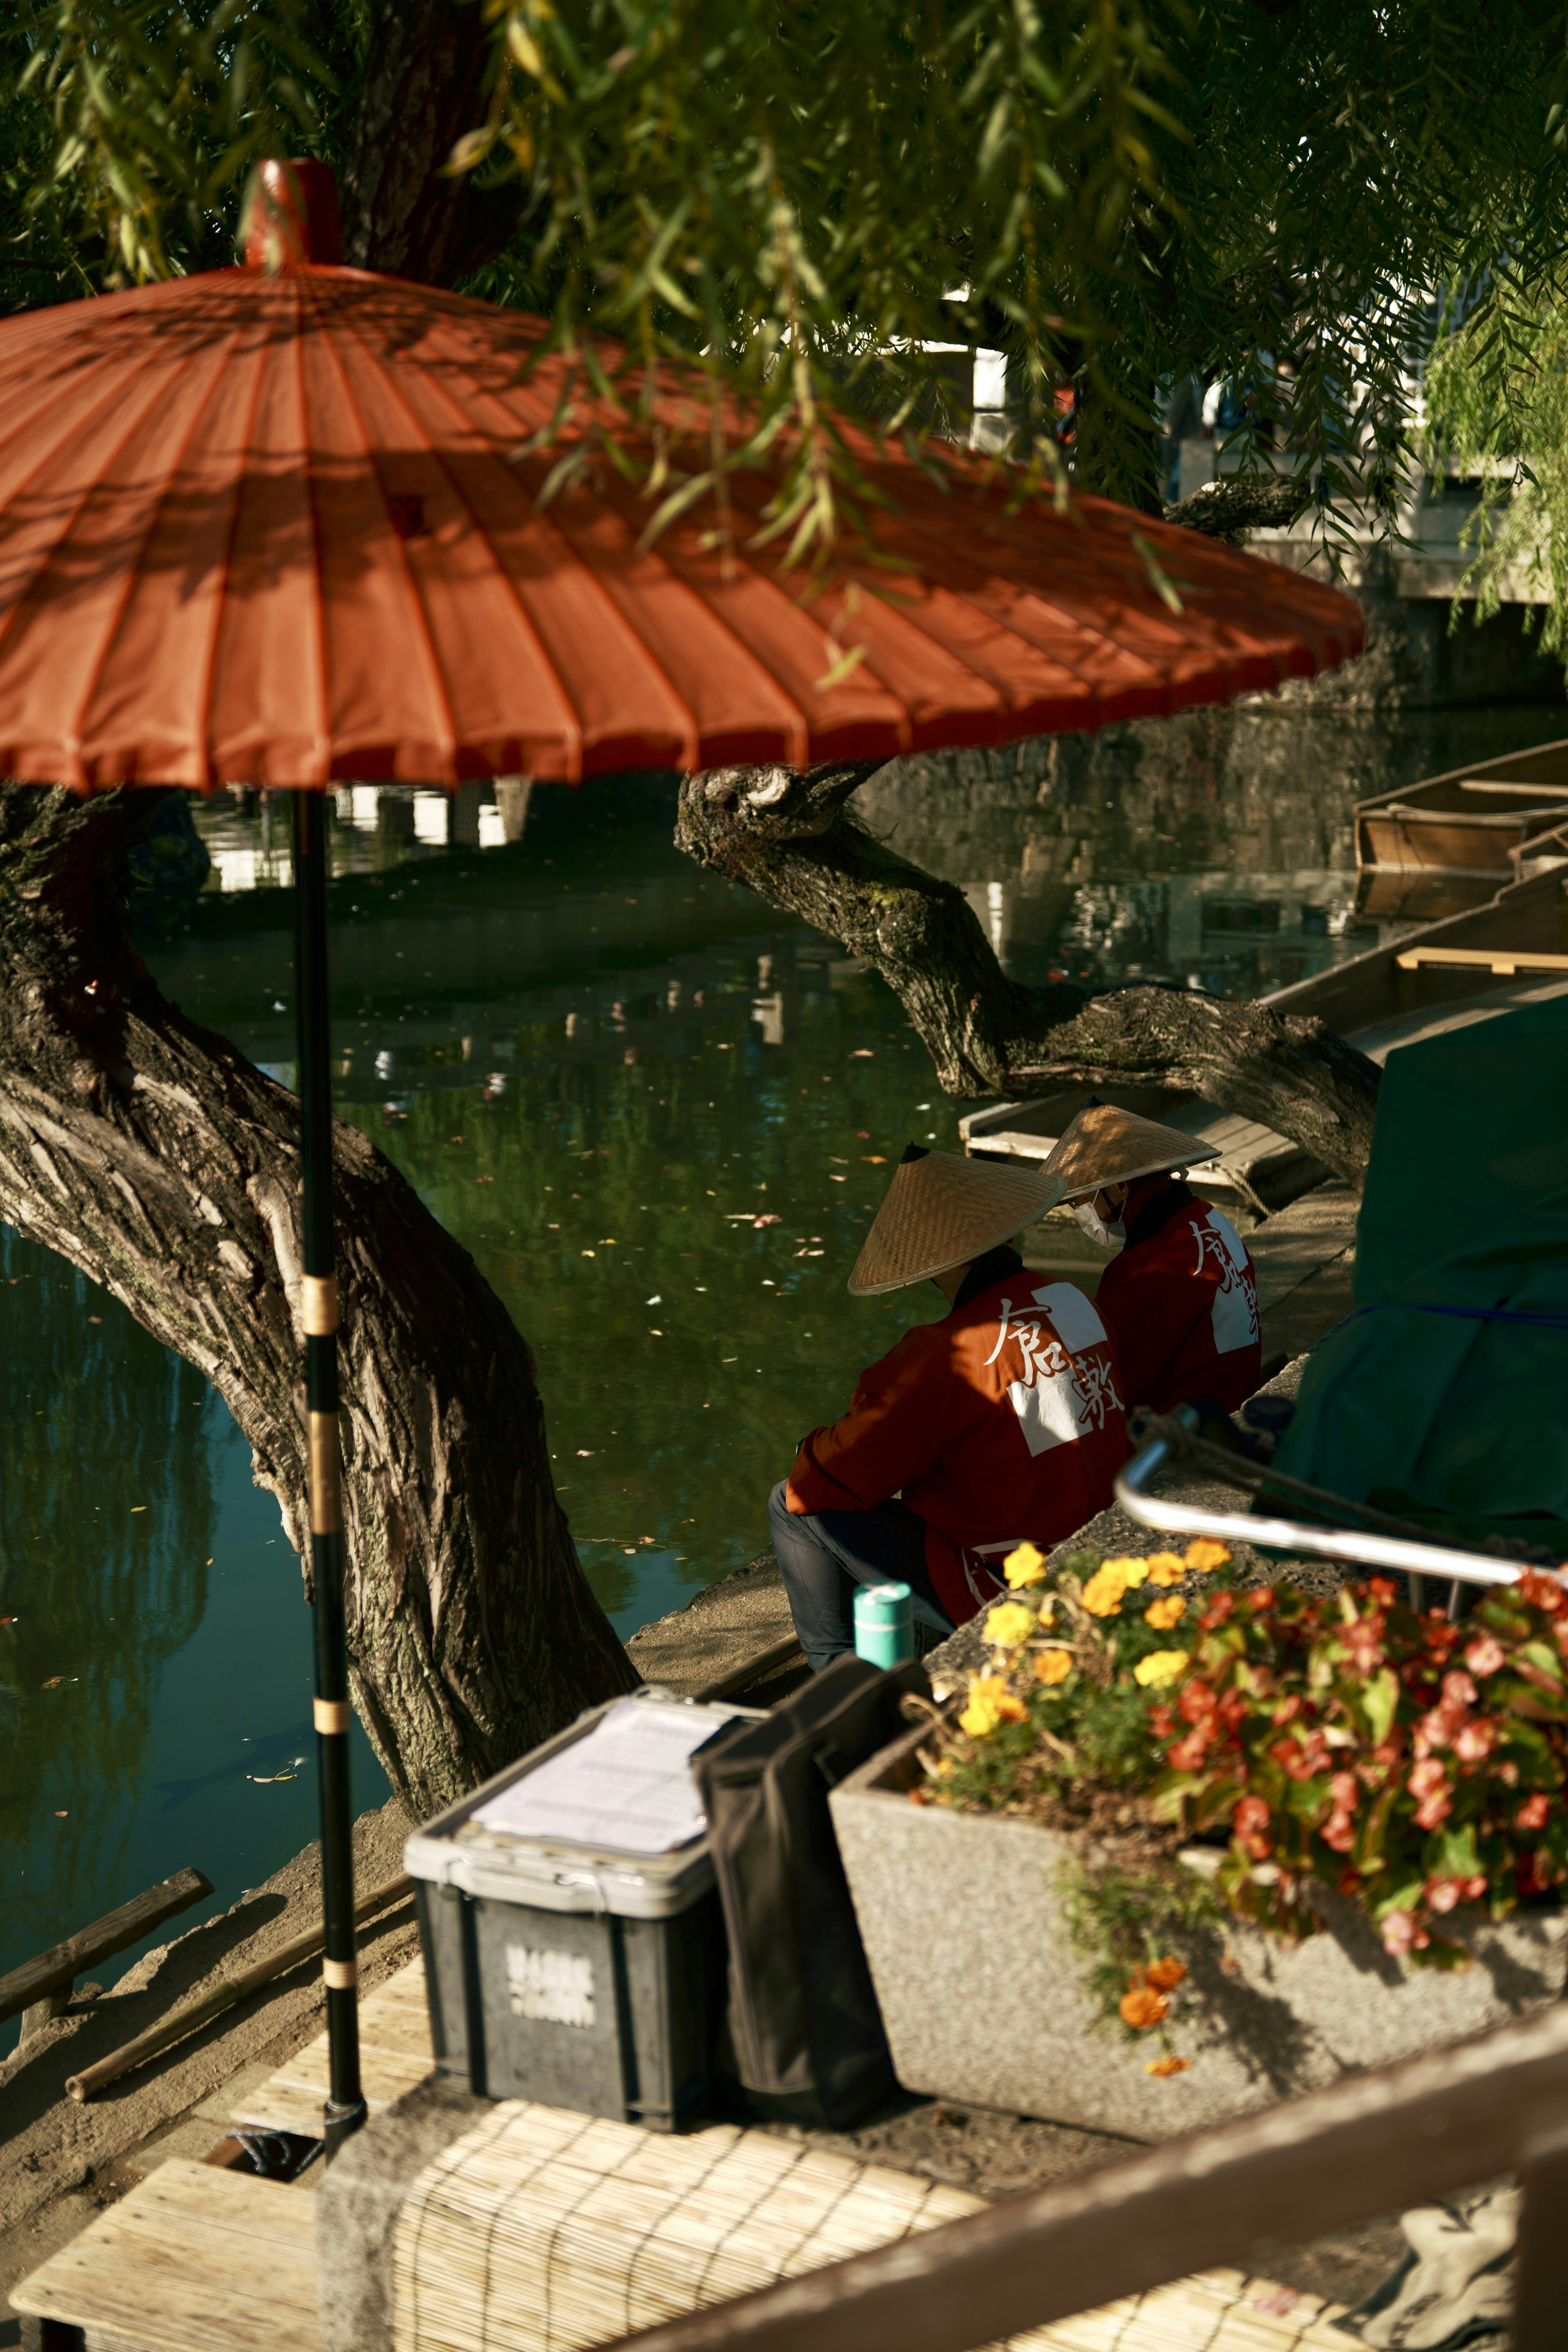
left=0, top=784, right=634, bottom=1817
left=676, top=762, right=1381, bottom=1185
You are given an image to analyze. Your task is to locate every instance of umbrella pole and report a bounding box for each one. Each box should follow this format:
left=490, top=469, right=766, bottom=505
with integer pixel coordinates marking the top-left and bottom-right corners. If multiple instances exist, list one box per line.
left=292, top=788, right=365, bottom=2154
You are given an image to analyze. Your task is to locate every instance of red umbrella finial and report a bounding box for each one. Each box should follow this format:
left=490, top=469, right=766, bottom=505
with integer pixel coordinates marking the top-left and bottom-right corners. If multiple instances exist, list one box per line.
left=242, top=158, right=344, bottom=271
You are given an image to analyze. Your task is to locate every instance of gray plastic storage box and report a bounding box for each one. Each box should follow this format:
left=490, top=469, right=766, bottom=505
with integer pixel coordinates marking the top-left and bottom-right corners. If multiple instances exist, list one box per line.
left=405, top=1690, right=759, bottom=2132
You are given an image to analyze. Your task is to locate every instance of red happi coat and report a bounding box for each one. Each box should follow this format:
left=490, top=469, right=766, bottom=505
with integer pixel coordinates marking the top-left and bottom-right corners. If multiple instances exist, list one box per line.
left=785, top=1274, right=1129, bottom=1626
left=1093, top=1177, right=1262, bottom=1414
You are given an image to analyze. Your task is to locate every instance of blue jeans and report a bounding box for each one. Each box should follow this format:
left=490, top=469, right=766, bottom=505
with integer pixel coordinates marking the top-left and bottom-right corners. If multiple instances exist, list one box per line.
left=768, top=1481, right=956, bottom=1673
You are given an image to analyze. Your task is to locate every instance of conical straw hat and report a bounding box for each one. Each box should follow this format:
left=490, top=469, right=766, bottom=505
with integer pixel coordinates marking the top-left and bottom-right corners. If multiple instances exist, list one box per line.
left=848, top=1145, right=1065, bottom=1296
left=1040, top=1100, right=1217, bottom=1196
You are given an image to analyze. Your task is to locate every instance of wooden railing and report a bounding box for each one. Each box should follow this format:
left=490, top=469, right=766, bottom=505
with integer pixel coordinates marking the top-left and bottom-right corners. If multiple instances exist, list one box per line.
left=0, top=1867, right=212, bottom=2047
left=602, top=1998, right=1568, bottom=2352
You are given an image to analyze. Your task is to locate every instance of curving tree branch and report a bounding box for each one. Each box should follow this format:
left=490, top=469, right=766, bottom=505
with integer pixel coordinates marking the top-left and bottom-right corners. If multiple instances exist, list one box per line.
left=676, top=764, right=1381, bottom=1184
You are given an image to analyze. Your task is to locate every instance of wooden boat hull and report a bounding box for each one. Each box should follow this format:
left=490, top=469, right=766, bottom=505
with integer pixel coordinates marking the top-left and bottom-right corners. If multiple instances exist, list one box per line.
left=1356, top=735, right=1568, bottom=876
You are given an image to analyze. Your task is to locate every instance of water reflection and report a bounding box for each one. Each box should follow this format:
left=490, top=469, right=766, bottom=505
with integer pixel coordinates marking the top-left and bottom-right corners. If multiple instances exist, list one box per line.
left=0, top=1238, right=211, bottom=1976
left=864, top=701, right=1566, bottom=998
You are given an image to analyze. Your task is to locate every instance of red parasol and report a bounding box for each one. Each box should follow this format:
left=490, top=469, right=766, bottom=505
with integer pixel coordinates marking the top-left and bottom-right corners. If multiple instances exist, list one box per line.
left=0, top=163, right=1363, bottom=2148
left=0, top=230, right=1360, bottom=788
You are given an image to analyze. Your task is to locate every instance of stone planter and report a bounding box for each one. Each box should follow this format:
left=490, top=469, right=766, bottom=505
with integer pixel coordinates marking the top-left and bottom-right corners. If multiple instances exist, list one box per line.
left=829, top=1722, right=1568, bottom=2141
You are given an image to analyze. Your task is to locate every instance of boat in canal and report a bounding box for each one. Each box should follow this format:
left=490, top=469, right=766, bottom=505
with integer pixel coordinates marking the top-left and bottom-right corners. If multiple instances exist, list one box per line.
left=1354, top=731, right=1568, bottom=886
left=962, top=859, right=1568, bottom=1211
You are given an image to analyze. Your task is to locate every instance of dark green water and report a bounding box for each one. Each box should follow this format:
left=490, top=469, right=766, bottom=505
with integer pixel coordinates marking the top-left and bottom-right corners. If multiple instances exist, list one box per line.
left=2, top=701, right=1561, bottom=2030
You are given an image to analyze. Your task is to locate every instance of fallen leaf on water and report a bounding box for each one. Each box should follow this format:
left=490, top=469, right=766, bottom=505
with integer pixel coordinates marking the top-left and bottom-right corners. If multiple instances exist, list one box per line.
left=577, top=1448, right=595, bottom=1457
left=87, top=1315, right=102, bottom=1325
left=0, top=1616, right=15, bottom=1626
left=130, top=1506, right=148, bottom=1514
left=650, top=1328, right=663, bottom=1335
left=41, top=1676, right=78, bottom=1690
left=581, top=1249, right=596, bottom=1257
left=830, top=1174, right=846, bottom=1183
left=753, top=1213, right=782, bottom=1227
left=851, top=1049, right=874, bottom=1058
left=862, top=1156, right=887, bottom=1164
left=55, top=1810, right=68, bottom=1818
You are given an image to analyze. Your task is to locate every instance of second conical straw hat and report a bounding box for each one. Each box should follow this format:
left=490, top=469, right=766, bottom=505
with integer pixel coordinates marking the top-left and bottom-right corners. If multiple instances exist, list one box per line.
left=1040, top=1101, right=1217, bottom=1195
left=848, top=1146, right=1064, bottom=1296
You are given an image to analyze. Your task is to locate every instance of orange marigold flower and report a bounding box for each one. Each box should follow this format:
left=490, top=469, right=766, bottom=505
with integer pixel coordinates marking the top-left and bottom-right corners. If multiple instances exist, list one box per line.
left=1143, top=1956, right=1187, bottom=1992
left=1119, top=1984, right=1169, bottom=2030
left=1144, top=1593, right=1187, bottom=1632
left=1034, top=1647, right=1074, bottom=1686
left=1145, top=2054, right=1190, bottom=2077
left=1145, top=1552, right=1189, bottom=1587
left=1184, top=1539, right=1232, bottom=1574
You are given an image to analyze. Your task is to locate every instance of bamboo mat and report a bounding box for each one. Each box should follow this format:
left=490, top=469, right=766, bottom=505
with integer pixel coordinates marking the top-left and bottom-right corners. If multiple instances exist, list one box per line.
left=392, top=2100, right=1356, bottom=2352
left=230, top=1952, right=436, bottom=2137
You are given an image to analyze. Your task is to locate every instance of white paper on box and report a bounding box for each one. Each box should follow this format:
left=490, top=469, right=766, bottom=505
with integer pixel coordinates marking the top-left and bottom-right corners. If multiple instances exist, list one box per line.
left=470, top=1698, right=738, bottom=1854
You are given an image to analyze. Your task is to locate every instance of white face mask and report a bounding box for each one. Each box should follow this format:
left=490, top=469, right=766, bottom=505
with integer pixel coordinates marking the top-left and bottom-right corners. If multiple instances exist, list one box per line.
left=1072, top=1200, right=1125, bottom=1251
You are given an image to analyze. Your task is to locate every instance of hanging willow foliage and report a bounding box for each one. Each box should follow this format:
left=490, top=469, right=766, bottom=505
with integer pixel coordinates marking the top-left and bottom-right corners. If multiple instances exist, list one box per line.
left=5, top=0, right=1568, bottom=569
left=1422, top=288, right=1568, bottom=664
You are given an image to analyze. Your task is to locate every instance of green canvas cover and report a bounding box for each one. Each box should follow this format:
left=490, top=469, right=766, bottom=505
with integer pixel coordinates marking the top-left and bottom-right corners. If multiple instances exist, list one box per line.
left=1272, top=990, right=1568, bottom=1555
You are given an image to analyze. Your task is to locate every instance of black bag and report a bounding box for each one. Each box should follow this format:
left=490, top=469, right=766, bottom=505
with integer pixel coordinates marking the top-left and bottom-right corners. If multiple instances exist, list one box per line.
left=694, top=1652, right=930, bottom=2131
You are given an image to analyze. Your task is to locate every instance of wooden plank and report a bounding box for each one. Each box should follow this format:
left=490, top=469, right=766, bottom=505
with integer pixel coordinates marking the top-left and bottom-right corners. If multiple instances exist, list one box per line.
left=0, top=1869, right=214, bottom=2025
left=231, top=1954, right=435, bottom=2136
left=10, top=2160, right=320, bottom=2352
left=67, top=1869, right=413, bottom=2102
left=1396, top=944, right=1568, bottom=974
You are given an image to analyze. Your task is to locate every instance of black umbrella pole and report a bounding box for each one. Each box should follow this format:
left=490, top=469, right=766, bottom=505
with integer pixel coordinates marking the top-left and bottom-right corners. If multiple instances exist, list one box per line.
left=293, top=789, right=365, bottom=2154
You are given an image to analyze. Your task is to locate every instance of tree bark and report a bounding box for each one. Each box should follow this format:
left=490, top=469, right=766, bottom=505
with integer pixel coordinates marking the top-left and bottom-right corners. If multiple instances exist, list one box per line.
left=0, top=784, right=635, bottom=1817
left=675, top=765, right=1381, bottom=1185
left=341, top=0, right=521, bottom=285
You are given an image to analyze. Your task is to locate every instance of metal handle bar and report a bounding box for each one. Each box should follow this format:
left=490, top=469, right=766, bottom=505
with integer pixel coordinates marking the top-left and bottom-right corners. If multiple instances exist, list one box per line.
left=1115, top=1428, right=1543, bottom=1592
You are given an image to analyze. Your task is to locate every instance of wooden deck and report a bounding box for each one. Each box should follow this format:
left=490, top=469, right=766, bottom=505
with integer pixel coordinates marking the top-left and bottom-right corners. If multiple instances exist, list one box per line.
left=228, top=1951, right=437, bottom=2138
left=9, top=2160, right=321, bottom=2352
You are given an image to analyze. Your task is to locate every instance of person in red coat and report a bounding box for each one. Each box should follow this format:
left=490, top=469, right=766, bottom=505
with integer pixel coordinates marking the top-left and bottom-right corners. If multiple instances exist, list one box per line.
left=772, top=1145, right=1131, bottom=1671
left=1042, top=1102, right=1262, bottom=1415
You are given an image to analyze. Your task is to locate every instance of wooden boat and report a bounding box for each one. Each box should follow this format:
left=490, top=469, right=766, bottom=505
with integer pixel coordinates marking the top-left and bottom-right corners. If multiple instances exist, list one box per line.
left=1355, top=734, right=1568, bottom=881
left=962, top=864, right=1568, bottom=1211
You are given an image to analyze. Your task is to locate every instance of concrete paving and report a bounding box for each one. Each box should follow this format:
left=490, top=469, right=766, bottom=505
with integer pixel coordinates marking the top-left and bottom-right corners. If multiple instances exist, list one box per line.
left=1250, top=1182, right=1359, bottom=1361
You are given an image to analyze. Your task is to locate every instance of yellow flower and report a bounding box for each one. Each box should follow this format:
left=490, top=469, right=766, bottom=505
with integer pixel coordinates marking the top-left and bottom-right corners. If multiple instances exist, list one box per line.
left=959, top=1675, right=1028, bottom=1737
left=1003, top=1541, right=1047, bottom=1588
left=1145, top=1552, right=1188, bottom=1587
left=984, top=1601, right=1036, bottom=1650
left=1144, top=1594, right=1187, bottom=1631
left=1184, top=1539, right=1232, bottom=1575
left=1134, top=1648, right=1190, bottom=1688
left=1081, top=1557, right=1149, bottom=1617
left=1034, top=1648, right=1074, bottom=1686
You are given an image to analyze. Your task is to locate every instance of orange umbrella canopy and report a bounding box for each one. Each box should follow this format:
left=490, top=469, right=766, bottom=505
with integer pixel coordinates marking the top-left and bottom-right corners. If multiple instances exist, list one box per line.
left=0, top=265, right=1363, bottom=792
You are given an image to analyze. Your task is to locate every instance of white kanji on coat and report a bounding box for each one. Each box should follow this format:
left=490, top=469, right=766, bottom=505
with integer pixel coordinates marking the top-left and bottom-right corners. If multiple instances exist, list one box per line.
left=1189, top=1210, right=1260, bottom=1355
left=985, top=1282, right=1125, bottom=1457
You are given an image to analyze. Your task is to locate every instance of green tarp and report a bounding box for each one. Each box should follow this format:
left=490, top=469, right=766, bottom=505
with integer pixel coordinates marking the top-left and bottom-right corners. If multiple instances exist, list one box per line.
left=1273, top=990, right=1568, bottom=1555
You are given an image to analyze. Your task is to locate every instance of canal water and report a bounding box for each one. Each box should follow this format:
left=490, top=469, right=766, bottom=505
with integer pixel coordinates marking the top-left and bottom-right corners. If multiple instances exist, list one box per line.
left=2, top=697, right=1561, bottom=2030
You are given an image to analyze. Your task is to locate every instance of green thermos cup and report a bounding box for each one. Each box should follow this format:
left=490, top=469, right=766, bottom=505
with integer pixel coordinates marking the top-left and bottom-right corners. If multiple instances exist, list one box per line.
left=853, top=1580, right=914, bottom=1668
